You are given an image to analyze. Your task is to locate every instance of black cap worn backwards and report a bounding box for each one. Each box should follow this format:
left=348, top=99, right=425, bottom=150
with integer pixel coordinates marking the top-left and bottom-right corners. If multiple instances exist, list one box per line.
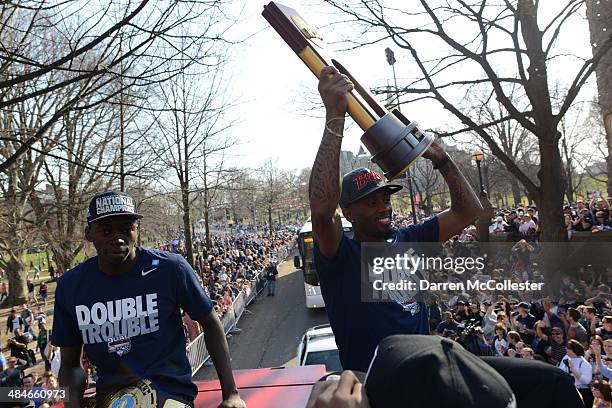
left=339, top=167, right=402, bottom=209
left=87, top=191, right=143, bottom=224
left=365, top=335, right=517, bottom=408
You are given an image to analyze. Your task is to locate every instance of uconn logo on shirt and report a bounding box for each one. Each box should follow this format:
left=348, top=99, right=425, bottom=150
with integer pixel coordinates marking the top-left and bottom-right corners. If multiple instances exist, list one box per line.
left=75, top=294, right=159, bottom=346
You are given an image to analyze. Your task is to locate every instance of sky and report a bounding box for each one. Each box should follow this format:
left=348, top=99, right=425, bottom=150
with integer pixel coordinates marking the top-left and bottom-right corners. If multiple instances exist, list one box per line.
left=221, top=0, right=598, bottom=172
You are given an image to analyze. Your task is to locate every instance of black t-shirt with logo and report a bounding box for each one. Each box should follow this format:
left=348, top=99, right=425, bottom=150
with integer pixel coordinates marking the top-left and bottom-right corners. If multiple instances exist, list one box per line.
left=52, top=248, right=212, bottom=402
left=314, top=217, right=439, bottom=372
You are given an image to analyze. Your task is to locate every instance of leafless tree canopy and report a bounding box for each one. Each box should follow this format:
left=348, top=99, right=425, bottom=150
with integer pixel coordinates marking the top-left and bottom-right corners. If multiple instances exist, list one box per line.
left=321, top=0, right=612, bottom=243
left=0, top=0, right=234, bottom=172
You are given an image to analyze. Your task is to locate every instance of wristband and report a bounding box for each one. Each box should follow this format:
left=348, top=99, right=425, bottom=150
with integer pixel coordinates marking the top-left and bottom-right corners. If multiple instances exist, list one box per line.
left=325, top=117, right=345, bottom=139
left=432, top=152, right=452, bottom=170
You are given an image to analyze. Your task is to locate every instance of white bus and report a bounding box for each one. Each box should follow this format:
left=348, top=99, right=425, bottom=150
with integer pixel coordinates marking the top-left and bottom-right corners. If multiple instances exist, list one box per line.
left=294, top=217, right=353, bottom=308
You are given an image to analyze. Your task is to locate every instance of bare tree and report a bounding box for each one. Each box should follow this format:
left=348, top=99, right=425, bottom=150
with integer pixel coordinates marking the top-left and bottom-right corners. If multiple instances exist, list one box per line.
left=322, top=0, right=612, bottom=245
left=456, top=89, right=540, bottom=205
left=0, top=74, right=63, bottom=305
left=255, top=160, right=296, bottom=234
left=29, top=99, right=127, bottom=274
left=411, top=159, right=442, bottom=216
left=145, top=34, right=236, bottom=265
left=0, top=0, right=234, bottom=171
left=586, top=0, right=612, bottom=195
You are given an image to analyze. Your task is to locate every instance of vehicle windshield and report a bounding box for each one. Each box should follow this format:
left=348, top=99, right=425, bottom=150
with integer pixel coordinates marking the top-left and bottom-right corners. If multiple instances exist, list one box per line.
left=300, top=235, right=319, bottom=286
left=304, top=349, right=342, bottom=372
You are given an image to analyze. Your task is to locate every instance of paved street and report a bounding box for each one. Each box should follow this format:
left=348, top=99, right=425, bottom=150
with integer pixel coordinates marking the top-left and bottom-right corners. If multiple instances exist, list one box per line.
left=194, top=255, right=329, bottom=380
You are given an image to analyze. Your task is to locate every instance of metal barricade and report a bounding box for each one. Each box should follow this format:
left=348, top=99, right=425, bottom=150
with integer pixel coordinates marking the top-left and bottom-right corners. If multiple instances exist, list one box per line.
left=186, top=332, right=209, bottom=374
left=233, top=292, right=246, bottom=321
left=221, top=307, right=236, bottom=334
left=255, top=272, right=267, bottom=294
left=245, top=280, right=257, bottom=305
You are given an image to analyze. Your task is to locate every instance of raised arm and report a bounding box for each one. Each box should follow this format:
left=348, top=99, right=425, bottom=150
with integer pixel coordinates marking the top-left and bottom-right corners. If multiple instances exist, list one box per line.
left=309, top=66, right=353, bottom=260
left=423, top=141, right=482, bottom=242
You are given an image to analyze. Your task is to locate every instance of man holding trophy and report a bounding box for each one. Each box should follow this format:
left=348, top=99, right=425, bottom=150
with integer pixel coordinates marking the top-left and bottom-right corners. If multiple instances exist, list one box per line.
left=309, top=65, right=483, bottom=372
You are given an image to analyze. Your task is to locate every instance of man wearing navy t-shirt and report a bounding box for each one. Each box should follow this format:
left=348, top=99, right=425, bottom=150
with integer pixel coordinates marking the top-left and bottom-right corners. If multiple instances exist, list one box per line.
left=309, top=66, right=482, bottom=372
left=52, top=191, right=245, bottom=408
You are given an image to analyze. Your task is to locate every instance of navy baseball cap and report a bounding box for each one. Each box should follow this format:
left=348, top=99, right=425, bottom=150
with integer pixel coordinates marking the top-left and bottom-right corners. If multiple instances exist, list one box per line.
left=339, top=167, right=402, bottom=208
left=365, top=335, right=517, bottom=408
left=517, top=302, right=530, bottom=310
left=87, top=191, right=143, bottom=224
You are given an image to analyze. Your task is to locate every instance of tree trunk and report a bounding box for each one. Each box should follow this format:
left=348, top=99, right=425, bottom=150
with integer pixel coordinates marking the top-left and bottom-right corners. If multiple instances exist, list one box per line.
left=536, top=135, right=568, bottom=297
left=565, top=162, right=575, bottom=204
left=586, top=0, right=612, bottom=195
left=51, top=245, right=74, bottom=277
left=182, top=187, right=194, bottom=267
left=510, top=178, right=522, bottom=206
left=607, top=114, right=612, bottom=196
left=5, top=256, right=27, bottom=306
left=268, top=204, right=273, bottom=236
left=204, top=204, right=211, bottom=248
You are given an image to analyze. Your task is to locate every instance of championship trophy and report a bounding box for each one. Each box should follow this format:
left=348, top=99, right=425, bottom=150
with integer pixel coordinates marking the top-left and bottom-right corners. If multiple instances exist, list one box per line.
left=262, top=2, right=434, bottom=180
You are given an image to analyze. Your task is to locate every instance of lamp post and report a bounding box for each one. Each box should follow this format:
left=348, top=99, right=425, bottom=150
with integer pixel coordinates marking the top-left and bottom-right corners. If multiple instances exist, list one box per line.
left=471, top=150, right=494, bottom=242
left=385, top=47, right=418, bottom=224
left=471, top=150, right=487, bottom=198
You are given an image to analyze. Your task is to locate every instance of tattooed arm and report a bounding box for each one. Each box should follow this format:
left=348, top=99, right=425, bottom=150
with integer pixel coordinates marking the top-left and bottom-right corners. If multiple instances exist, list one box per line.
left=423, top=141, right=483, bottom=242
left=309, top=66, right=354, bottom=260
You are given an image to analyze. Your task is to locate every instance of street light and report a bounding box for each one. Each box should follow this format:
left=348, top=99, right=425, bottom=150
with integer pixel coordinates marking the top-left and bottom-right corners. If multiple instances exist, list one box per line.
left=385, top=47, right=418, bottom=224
left=471, top=150, right=487, bottom=198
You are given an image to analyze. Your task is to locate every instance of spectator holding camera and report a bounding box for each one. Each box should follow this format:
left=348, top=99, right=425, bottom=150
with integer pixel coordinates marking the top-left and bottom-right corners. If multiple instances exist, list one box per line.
left=587, top=336, right=606, bottom=381
left=481, top=303, right=499, bottom=342
left=574, top=208, right=594, bottom=231
left=559, top=339, right=593, bottom=406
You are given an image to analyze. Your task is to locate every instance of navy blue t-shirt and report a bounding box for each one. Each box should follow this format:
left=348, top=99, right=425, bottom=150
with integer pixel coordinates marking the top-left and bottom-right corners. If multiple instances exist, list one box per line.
left=436, top=319, right=460, bottom=334
left=51, top=248, right=212, bottom=401
left=314, top=217, right=439, bottom=372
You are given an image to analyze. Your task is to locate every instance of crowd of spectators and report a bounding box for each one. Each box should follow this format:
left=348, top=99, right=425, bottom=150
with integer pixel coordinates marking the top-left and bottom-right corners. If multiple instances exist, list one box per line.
left=0, top=304, right=61, bottom=407
left=487, top=196, right=612, bottom=240
left=159, top=229, right=298, bottom=344
left=427, top=294, right=612, bottom=407
left=386, top=195, right=612, bottom=407
left=414, top=223, right=612, bottom=407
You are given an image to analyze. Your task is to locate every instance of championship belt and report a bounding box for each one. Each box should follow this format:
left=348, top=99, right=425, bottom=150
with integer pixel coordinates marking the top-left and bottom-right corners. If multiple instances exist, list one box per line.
left=262, top=2, right=434, bottom=181
left=99, top=380, right=192, bottom=408
left=99, top=380, right=157, bottom=408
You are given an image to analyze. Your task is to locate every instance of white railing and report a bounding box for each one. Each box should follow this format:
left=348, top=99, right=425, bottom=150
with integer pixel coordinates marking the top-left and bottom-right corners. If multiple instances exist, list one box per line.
left=186, top=273, right=264, bottom=373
